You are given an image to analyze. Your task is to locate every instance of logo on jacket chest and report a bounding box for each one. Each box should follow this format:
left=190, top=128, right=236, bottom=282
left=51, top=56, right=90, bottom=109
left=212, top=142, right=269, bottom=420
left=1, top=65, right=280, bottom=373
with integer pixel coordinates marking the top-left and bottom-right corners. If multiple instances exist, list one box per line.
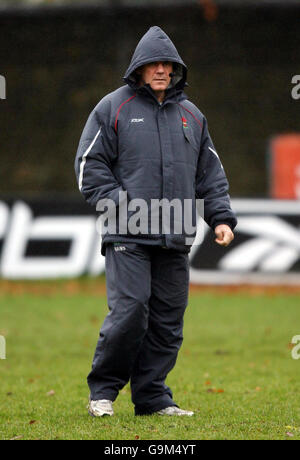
left=182, top=117, right=188, bottom=129
left=131, top=118, right=144, bottom=123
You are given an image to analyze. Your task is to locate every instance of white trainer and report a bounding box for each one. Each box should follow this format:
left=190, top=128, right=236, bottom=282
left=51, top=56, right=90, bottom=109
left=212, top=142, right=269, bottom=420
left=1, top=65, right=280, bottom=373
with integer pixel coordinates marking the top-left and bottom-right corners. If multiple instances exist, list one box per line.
left=88, top=399, right=114, bottom=417
left=156, top=406, right=194, bottom=416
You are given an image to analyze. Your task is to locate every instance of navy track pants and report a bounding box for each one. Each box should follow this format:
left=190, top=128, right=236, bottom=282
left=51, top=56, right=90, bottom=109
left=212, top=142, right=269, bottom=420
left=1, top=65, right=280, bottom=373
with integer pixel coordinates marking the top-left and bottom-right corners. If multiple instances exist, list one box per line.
left=87, top=242, right=190, bottom=415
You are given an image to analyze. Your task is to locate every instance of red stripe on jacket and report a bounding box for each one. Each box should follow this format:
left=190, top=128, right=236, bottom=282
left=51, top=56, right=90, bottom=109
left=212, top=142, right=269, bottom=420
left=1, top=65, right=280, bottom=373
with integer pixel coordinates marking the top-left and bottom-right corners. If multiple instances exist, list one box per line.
left=114, top=94, right=136, bottom=132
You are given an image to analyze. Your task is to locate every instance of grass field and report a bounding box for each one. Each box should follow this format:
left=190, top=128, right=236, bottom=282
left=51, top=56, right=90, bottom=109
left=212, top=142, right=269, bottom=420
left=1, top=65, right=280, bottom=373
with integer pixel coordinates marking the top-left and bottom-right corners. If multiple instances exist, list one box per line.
left=0, top=278, right=300, bottom=440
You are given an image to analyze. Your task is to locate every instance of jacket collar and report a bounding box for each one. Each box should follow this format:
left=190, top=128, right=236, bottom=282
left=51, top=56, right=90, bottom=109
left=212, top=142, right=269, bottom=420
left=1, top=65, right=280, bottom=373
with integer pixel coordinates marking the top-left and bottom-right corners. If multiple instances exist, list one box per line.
left=136, top=83, right=187, bottom=107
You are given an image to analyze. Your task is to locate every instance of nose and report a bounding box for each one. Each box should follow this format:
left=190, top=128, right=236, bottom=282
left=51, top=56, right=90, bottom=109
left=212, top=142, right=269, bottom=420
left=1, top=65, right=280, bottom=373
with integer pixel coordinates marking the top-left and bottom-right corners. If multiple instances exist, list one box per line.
left=156, top=62, right=165, bottom=73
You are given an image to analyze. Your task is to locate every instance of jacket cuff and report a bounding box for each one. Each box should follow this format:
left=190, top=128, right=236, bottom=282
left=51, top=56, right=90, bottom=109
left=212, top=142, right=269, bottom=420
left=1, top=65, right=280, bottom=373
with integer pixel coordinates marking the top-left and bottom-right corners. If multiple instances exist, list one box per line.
left=213, top=221, right=235, bottom=231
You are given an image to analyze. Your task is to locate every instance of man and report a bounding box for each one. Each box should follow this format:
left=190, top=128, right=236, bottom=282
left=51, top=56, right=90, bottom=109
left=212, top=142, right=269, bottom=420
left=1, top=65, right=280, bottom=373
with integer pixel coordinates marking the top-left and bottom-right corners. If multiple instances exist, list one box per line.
left=75, top=26, right=237, bottom=417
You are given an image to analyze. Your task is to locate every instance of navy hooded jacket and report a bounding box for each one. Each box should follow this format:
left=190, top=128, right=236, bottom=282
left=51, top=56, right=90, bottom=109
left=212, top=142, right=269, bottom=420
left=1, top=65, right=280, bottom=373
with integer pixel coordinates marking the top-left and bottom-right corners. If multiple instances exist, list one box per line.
left=75, top=26, right=237, bottom=256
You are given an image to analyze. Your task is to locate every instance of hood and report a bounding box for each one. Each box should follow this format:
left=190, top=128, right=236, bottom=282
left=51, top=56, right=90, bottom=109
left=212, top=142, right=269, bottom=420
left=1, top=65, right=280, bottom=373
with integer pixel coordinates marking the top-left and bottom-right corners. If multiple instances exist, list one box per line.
left=123, top=26, right=187, bottom=92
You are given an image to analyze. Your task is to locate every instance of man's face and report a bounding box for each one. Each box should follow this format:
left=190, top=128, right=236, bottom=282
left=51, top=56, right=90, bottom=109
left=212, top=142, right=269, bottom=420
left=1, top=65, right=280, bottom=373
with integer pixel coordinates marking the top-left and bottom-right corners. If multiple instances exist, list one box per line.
left=138, top=61, right=173, bottom=92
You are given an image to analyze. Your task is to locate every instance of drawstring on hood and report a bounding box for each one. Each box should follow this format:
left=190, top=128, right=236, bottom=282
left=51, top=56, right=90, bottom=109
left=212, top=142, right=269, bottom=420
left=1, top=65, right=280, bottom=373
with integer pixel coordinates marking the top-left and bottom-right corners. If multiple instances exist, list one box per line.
left=123, top=26, right=188, bottom=95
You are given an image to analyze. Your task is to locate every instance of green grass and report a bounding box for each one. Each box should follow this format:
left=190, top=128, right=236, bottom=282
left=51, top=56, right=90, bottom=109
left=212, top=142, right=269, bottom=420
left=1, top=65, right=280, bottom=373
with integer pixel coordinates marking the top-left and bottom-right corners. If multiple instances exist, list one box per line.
left=0, top=280, right=300, bottom=440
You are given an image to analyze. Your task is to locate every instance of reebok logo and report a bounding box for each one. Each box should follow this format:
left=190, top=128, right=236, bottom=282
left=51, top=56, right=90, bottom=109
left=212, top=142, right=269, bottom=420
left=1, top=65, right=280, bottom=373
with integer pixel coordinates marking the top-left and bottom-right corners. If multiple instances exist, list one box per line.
left=131, top=118, right=144, bottom=123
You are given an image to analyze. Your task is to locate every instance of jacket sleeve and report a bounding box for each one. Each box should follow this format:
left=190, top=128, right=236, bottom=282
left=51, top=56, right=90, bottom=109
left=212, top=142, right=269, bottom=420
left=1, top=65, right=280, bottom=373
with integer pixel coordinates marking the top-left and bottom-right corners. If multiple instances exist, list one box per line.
left=74, top=107, right=124, bottom=208
left=195, top=116, right=237, bottom=231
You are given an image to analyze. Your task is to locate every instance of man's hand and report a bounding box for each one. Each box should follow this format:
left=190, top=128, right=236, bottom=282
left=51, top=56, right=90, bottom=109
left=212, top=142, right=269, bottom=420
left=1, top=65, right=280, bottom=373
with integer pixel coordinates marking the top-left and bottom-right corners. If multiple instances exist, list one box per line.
left=214, top=224, right=234, bottom=247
